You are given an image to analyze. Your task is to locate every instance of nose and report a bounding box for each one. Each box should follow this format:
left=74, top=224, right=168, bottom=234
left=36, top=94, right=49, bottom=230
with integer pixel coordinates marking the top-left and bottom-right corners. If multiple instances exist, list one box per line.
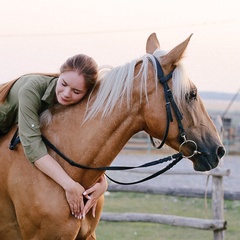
left=63, top=88, right=71, bottom=98
left=217, top=146, right=226, bottom=159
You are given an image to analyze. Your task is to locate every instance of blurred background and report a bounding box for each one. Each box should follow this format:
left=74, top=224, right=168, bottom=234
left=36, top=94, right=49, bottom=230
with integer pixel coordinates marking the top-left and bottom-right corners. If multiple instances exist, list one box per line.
left=1, top=0, right=239, bottom=153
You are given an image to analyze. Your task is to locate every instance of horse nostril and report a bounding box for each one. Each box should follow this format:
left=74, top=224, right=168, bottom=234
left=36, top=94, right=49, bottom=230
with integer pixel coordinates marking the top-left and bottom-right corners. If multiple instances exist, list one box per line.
left=217, top=146, right=226, bottom=159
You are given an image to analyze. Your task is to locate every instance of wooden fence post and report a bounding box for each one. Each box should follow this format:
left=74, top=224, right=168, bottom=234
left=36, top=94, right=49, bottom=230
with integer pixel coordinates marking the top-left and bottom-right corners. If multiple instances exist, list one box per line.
left=212, top=170, right=225, bottom=240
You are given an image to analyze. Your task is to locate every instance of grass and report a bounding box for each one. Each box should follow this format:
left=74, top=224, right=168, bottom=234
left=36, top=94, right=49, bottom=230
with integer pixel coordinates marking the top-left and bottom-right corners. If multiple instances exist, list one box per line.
left=96, top=192, right=240, bottom=240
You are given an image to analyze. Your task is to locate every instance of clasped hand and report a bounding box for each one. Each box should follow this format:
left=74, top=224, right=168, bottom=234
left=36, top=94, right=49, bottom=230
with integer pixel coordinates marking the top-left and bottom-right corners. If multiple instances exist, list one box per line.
left=65, top=175, right=107, bottom=219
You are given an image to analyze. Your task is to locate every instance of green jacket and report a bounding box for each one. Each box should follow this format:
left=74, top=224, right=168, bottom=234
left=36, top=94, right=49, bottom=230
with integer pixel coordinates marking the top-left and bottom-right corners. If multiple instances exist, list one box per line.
left=0, top=74, right=58, bottom=163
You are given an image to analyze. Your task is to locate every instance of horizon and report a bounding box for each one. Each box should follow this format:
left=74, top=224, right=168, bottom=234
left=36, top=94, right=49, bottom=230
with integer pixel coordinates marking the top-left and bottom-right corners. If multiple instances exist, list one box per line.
left=0, top=0, right=240, bottom=94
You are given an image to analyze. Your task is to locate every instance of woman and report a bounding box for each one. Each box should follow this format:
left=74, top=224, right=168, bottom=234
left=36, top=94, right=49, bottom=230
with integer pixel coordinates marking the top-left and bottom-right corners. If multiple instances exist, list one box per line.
left=0, top=54, right=107, bottom=219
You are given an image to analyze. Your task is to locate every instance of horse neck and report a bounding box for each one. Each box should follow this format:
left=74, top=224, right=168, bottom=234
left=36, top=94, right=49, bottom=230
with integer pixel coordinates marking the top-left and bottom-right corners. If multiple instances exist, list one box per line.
left=43, top=97, right=145, bottom=187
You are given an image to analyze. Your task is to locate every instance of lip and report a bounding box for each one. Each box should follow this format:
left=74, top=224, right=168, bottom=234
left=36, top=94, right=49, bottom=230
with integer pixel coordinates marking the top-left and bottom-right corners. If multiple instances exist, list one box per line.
left=61, top=97, right=68, bottom=102
left=59, top=96, right=69, bottom=103
left=192, top=152, right=219, bottom=172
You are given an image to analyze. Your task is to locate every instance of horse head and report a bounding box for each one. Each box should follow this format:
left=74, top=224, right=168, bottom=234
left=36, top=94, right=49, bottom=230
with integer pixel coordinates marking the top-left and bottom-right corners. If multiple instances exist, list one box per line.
left=144, top=33, right=225, bottom=171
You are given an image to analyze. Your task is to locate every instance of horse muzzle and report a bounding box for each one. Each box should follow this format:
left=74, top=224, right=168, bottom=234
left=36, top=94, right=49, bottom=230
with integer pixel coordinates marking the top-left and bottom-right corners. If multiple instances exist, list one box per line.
left=191, top=146, right=226, bottom=172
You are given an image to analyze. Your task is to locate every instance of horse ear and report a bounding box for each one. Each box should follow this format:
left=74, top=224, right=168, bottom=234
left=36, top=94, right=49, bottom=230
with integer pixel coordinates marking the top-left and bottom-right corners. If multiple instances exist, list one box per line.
left=161, top=34, right=193, bottom=68
left=146, top=33, right=160, bottom=54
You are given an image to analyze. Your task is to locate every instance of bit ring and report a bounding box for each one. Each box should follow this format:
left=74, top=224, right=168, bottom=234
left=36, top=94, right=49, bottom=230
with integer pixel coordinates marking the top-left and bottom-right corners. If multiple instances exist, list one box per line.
left=179, top=139, right=201, bottom=158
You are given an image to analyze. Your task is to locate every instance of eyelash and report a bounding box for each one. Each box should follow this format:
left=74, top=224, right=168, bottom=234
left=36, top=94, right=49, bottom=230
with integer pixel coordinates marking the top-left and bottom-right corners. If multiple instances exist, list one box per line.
left=62, top=82, right=81, bottom=95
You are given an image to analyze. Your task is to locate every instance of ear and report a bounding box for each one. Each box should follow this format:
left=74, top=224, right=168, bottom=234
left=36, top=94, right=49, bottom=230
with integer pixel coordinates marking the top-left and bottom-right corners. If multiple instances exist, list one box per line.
left=161, top=34, right=193, bottom=68
left=146, top=33, right=160, bottom=54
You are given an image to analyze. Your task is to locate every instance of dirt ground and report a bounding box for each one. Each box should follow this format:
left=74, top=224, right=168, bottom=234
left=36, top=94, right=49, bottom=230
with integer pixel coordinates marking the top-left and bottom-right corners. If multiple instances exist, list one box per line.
left=106, top=151, right=240, bottom=199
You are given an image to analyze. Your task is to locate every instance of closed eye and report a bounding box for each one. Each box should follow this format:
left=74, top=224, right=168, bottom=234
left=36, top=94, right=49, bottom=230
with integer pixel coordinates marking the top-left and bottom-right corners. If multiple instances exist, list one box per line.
left=73, top=89, right=82, bottom=94
left=61, top=79, right=67, bottom=87
left=61, top=78, right=84, bottom=95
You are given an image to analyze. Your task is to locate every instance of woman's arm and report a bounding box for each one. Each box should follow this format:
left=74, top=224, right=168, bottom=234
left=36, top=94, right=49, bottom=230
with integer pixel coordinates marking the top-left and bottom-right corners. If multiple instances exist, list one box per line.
left=15, top=76, right=108, bottom=218
left=34, top=154, right=108, bottom=219
left=34, top=154, right=86, bottom=219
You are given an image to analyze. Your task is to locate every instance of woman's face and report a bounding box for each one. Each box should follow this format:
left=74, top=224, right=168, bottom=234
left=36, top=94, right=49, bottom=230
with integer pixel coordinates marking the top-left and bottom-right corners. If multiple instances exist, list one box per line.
left=56, top=71, right=87, bottom=105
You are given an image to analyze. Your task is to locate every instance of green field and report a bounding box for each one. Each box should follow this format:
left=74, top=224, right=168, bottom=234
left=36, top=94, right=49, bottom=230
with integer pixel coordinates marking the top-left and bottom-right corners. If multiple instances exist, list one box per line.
left=96, top=192, right=240, bottom=240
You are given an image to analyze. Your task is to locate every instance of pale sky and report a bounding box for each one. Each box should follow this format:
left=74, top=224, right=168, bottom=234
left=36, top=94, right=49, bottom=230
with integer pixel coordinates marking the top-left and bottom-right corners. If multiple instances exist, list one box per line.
left=0, top=0, right=240, bottom=93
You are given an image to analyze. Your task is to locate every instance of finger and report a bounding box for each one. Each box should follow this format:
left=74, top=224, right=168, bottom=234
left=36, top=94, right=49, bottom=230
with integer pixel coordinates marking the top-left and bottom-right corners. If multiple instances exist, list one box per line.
left=72, top=202, right=77, bottom=215
left=73, top=202, right=81, bottom=219
left=83, top=191, right=92, bottom=200
left=92, top=202, right=97, bottom=218
left=82, top=200, right=92, bottom=218
left=83, top=185, right=97, bottom=196
left=78, top=199, right=84, bottom=218
left=70, top=203, right=75, bottom=216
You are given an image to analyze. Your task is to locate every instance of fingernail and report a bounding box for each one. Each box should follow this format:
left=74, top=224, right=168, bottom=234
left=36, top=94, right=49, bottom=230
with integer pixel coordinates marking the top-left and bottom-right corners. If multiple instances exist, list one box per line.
left=83, top=191, right=86, bottom=195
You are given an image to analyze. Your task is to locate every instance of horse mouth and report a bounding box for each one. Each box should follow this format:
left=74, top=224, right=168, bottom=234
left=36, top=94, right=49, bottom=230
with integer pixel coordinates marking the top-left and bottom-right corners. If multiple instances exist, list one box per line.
left=191, top=154, right=219, bottom=172
left=190, top=146, right=225, bottom=172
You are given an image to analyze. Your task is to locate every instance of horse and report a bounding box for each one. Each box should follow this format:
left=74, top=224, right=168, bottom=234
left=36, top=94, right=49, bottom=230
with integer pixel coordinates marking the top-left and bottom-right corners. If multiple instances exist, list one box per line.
left=0, top=33, right=225, bottom=239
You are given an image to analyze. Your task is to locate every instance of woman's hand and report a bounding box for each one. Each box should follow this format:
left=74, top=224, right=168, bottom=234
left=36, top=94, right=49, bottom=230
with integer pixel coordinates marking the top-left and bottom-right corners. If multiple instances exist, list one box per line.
left=82, top=174, right=108, bottom=218
left=65, top=181, right=85, bottom=219
left=34, top=154, right=86, bottom=219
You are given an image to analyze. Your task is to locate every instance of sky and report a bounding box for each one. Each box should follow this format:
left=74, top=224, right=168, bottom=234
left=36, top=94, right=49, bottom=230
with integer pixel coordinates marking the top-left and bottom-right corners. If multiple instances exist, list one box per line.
left=0, top=0, right=240, bottom=93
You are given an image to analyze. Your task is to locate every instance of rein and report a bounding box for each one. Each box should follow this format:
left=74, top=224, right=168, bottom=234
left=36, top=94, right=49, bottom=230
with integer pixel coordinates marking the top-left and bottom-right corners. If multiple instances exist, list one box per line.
left=43, top=136, right=184, bottom=185
left=9, top=56, right=200, bottom=185
left=9, top=132, right=183, bottom=185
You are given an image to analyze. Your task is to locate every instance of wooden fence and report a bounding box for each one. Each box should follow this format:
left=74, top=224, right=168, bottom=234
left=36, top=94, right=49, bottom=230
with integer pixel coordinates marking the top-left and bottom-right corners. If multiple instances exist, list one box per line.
left=101, top=167, right=230, bottom=240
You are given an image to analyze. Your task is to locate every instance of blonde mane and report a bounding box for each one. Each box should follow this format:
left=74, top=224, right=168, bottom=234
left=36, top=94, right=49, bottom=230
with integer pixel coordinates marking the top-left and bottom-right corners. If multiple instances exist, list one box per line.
left=84, top=51, right=191, bottom=122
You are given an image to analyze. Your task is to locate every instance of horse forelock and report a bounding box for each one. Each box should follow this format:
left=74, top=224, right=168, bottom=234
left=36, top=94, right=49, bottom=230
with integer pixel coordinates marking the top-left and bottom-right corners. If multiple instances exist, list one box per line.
left=84, top=51, right=191, bottom=122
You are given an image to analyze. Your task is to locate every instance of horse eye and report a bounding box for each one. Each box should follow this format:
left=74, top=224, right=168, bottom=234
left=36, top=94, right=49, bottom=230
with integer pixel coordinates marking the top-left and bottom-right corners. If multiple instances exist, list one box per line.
left=190, top=89, right=197, bottom=100
left=186, top=88, right=197, bottom=102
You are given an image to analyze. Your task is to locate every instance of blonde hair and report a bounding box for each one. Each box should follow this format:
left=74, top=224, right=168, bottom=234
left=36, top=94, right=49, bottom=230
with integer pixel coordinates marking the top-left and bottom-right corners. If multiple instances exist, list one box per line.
left=84, top=52, right=191, bottom=121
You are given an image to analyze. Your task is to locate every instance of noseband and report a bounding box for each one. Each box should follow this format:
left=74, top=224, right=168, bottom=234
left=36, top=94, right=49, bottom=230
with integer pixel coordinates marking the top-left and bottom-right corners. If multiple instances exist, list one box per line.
left=150, top=56, right=201, bottom=158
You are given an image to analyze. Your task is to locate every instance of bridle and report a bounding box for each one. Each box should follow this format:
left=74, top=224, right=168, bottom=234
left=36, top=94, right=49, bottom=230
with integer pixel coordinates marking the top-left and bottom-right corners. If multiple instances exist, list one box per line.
left=150, top=56, right=201, bottom=159
left=9, top=56, right=201, bottom=185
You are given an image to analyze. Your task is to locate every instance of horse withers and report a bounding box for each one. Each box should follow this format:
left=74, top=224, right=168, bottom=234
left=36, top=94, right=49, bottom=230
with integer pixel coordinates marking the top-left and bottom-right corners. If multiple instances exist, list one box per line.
left=0, top=33, right=225, bottom=239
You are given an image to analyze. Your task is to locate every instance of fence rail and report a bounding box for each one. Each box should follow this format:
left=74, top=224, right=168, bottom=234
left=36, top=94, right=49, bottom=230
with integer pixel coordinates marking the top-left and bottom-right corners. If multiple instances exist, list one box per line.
left=101, top=212, right=226, bottom=231
left=101, top=167, right=229, bottom=240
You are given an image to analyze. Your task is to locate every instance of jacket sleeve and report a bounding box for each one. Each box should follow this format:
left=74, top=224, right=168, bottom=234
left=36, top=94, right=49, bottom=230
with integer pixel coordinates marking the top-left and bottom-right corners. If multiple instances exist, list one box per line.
left=18, top=82, right=48, bottom=163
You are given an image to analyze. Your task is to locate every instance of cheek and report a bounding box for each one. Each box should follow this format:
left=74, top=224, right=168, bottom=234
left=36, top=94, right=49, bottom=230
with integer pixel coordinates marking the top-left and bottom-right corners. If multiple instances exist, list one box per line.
left=56, top=83, right=63, bottom=94
left=71, top=94, right=85, bottom=103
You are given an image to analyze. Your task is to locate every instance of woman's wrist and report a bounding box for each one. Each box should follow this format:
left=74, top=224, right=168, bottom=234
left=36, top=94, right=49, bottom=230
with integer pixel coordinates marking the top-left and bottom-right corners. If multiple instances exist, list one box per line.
left=61, top=178, right=76, bottom=191
left=63, top=180, right=84, bottom=194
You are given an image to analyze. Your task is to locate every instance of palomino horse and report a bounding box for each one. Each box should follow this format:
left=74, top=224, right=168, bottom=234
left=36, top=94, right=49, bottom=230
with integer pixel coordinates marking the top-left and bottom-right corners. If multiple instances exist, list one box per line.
left=0, top=33, right=225, bottom=239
